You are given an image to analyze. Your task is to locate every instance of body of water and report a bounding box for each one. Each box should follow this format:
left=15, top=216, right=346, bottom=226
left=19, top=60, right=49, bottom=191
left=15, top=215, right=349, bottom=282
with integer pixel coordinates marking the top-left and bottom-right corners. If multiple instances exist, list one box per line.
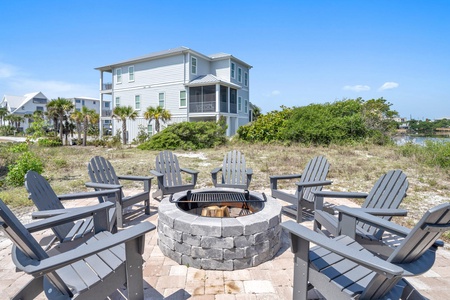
left=394, top=135, right=450, bottom=146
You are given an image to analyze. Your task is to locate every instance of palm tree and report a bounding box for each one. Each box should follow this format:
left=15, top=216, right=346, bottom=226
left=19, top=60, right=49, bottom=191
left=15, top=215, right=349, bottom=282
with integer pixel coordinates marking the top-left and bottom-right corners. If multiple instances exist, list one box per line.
left=47, top=98, right=74, bottom=143
left=143, top=106, right=171, bottom=133
left=81, top=106, right=97, bottom=146
left=0, top=107, right=8, bottom=126
left=250, top=103, right=262, bottom=121
left=70, top=110, right=83, bottom=145
left=112, top=105, right=138, bottom=144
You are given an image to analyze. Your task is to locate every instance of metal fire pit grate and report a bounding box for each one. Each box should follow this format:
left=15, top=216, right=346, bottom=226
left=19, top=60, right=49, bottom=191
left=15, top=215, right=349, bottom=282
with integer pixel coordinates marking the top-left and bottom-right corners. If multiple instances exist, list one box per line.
left=169, top=190, right=267, bottom=203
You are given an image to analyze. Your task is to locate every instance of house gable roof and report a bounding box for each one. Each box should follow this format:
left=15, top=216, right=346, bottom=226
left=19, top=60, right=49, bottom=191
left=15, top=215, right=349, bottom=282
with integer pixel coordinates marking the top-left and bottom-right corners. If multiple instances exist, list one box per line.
left=185, top=74, right=241, bottom=89
left=95, top=47, right=252, bottom=71
left=1, top=92, right=48, bottom=114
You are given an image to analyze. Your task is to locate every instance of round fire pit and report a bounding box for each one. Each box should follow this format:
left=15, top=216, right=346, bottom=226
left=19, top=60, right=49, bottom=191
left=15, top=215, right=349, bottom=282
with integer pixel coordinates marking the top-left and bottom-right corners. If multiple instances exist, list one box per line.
left=157, top=188, right=282, bottom=270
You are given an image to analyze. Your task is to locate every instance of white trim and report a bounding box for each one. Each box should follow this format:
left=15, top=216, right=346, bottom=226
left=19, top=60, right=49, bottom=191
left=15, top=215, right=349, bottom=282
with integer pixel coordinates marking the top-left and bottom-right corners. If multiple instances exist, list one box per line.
left=128, top=65, right=135, bottom=82
left=116, top=68, right=122, bottom=84
left=158, top=92, right=165, bottom=108
left=231, top=62, right=235, bottom=79
left=179, top=90, right=187, bottom=108
left=134, top=94, right=141, bottom=110
left=191, top=56, right=197, bottom=75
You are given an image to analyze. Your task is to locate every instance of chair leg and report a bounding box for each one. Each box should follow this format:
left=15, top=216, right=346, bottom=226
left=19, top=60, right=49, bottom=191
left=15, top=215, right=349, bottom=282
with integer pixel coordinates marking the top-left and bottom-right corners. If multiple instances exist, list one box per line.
left=11, top=277, right=43, bottom=300
left=125, top=239, right=144, bottom=300
left=145, top=198, right=151, bottom=215
left=116, top=200, right=124, bottom=228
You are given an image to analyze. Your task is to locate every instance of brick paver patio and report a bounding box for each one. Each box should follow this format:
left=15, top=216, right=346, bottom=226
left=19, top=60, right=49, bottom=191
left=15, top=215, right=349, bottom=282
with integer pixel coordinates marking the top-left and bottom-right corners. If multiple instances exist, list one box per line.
left=1, top=190, right=449, bottom=299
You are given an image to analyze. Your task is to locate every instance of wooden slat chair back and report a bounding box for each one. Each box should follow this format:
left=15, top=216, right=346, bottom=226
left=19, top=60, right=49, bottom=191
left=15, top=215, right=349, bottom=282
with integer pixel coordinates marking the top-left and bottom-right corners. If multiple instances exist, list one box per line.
left=362, top=203, right=450, bottom=299
left=0, top=198, right=154, bottom=299
left=282, top=203, right=450, bottom=300
left=155, top=150, right=184, bottom=188
left=87, top=156, right=152, bottom=227
left=270, top=155, right=332, bottom=222
left=0, top=199, right=73, bottom=297
left=298, top=155, right=330, bottom=202
left=151, top=151, right=199, bottom=199
left=88, top=156, right=123, bottom=200
left=211, top=150, right=252, bottom=189
left=359, top=169, right=408, bottom=238
left=25, top=171, right=77, bottom=243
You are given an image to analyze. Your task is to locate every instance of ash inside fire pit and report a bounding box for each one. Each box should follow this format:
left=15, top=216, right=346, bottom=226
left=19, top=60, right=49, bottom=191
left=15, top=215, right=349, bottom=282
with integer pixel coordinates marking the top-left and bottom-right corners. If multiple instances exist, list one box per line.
left=158, top=188, right=282, bottom=270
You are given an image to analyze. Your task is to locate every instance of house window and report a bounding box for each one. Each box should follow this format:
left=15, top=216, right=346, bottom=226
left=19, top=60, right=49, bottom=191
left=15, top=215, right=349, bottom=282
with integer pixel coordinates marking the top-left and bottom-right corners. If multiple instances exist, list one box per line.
left=238, top=68, right=242, bottom=82
left=231, top=62, right=235, bottom=78
left=135, top=95, right=141, bottom=110
left=244, top=72, right=248, bottom=86
left=159, top=93, right=165, bottom=107
left=115, top=97, right=120, bottom=107
left=82, top=100, right=85, bottom=106
left=36, top=106, right=44, bottom=111
left=129, top=66, right=134, bottom=82
left=75, top=99, right=81, bottom=103
left=116, top=68, right=122, bottom=83
left=238, top=96, right=242, bottom=112
left=179, top=91, right=186, bottom=107
left=93, top=101, right=96, bottom=105
left=191, top=56, right=197, bottom=74
left=244, top=99, right=248, bottom=113
left=105, top=102, right=110, bottom=108
left=148, top=124, right=153, bottom=136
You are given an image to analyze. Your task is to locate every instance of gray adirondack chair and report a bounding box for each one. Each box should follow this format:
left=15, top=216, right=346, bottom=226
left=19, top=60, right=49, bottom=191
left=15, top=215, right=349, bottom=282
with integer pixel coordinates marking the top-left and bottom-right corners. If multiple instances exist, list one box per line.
left=282, top=202, right=450, bottom=300
left=270, top=155, right=333, bottom=222
left=24, top=171, right=119, bottom=249
left=86, top=156, right=153, bottom=228
left=211, top=150, right=253, bottom=189
left=150, top=150, right=199, bottom=200
left=0, top=198, right=156, bottom=300
left=313, top=169, right=408, bottom=255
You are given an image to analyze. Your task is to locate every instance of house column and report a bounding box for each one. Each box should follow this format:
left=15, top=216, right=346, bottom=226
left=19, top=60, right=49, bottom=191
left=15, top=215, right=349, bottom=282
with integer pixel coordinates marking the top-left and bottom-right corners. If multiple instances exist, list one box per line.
left=99, top=72, right=103, bottom=138
left=215, top=84, right=220, bottom=116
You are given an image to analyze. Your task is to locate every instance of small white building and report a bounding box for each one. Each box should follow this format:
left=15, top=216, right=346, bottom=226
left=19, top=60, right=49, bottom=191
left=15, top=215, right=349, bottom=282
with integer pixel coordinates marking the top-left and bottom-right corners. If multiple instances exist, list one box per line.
left=0, top=92, right=49, bottom=131
left=95, top=46, right=252, bottom=142
left=71, top=96, right=112, bottom=134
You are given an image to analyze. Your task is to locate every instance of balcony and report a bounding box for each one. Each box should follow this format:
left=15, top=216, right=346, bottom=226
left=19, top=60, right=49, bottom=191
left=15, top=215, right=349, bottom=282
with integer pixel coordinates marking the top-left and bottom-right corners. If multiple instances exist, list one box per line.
left=189, top=101, right=216, bottom=113
left=102, top=110, right=112, bottom=117
left=102, top=83, right=112, bottom=90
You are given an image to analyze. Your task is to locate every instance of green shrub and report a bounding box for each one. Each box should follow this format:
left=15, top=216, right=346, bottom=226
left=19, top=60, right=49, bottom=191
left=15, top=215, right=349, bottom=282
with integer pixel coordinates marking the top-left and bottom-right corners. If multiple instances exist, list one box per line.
left=37, top=137, right=63, bottom=147
left=398, top=140, right=450, bottom=169
left=138, top=121, right=226, bottom=150
left=9, top=142, right=29, bottom=153
left=6, top=152, right=44, bottom=187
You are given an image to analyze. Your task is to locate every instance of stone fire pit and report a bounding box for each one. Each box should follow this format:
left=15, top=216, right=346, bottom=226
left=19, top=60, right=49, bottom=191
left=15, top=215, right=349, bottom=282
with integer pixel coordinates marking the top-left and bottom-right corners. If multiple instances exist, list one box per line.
left=157, top=188, right=282, bottom=270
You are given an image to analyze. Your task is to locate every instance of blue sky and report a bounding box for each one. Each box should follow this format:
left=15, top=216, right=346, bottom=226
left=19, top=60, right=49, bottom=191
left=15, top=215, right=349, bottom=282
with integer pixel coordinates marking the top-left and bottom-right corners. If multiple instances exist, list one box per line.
left=1, top=1, right=449, bottom=120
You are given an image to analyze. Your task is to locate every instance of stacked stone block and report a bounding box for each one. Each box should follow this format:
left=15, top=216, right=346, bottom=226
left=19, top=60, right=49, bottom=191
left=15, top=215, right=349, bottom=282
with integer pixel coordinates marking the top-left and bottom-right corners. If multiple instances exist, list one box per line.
left=157, top=190, right=282, bottom=270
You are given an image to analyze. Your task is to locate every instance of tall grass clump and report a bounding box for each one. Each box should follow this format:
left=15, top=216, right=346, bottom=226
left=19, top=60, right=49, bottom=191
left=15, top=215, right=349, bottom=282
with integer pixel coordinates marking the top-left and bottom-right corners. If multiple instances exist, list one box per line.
left=399, top=140, right=450, bottom=168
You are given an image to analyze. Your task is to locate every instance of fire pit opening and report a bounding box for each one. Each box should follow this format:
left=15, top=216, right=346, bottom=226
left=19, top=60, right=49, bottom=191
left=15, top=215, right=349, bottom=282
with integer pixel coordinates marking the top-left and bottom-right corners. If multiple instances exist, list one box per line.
left=172, top=190, right=265, bottom=218
left=158, top=188, right=282, bottom=270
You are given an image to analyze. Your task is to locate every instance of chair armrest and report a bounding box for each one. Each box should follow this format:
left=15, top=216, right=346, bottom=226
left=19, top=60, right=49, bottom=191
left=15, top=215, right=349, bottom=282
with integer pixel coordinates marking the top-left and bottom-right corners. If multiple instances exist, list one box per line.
left=296, top=180, right=333, bottom=188
left=85, top=182, right=122, bottom=190
left=17, top=222, right=156, bottom=276
left=31, top=209, right=68, bottom=219
left=211, top=167, right=222, bottom=175
left=312, top=190, right=369, bottom=199
left=358, top=208, right=408, bottom=217
left=57, top=189, right=121, bottom=201
left=150, top=170, right=163, bottom=178
left=180, top=167, right=199, bottom=175
left=116, top=175, right=153, bottom=182
left=281, top=220, right=403, bottom=277
left=25, top=202, right=115, bottom=233
left=335, top=206, right=410, bottom=238
left=270, top=174, right=302, bottom=181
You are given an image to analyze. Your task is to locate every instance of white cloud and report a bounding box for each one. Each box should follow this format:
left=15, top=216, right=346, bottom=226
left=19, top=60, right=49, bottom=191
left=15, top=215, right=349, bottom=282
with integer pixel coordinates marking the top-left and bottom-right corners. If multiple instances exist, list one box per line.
left=378, top=82, right=399, bottom=91
left=343, top=85, right=371, bottom=92
left=0, top=62, right=17, bottom=78
left=271, top=90, right=281, bottom=96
